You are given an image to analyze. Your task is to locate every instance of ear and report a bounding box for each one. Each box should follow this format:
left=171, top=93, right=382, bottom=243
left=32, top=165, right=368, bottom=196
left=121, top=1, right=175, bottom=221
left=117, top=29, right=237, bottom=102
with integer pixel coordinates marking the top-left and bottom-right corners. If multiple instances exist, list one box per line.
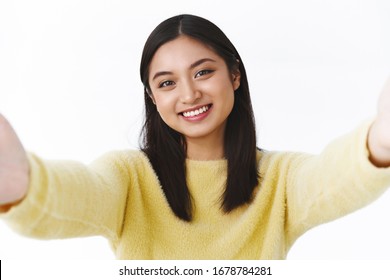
left=232, top=69, right=241, bottom=91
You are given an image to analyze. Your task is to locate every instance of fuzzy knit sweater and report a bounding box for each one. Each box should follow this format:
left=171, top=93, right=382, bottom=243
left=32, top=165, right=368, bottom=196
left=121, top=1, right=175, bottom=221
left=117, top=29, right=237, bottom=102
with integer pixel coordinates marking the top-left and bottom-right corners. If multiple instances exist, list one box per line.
left=2, top=121, right=390, bottom=259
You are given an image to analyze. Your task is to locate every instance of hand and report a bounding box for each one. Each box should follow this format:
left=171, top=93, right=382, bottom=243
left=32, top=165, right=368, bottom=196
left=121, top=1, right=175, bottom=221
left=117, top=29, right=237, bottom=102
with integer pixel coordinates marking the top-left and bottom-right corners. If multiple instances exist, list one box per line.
left=368, top=77, right=390, bottom=167
left=0, top=114, right=30, bottom=211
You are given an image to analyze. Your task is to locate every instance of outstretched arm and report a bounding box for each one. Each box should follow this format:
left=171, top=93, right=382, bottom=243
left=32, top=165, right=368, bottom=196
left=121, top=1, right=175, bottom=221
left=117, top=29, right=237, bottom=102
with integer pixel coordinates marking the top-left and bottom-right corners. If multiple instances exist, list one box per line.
left=0, top=114, right=131, bottom=241
left=285, top=77, right=390, bottom=246
left=0, top=114, right=29, bottom=212
left=368, top=77, right=390, bottom=167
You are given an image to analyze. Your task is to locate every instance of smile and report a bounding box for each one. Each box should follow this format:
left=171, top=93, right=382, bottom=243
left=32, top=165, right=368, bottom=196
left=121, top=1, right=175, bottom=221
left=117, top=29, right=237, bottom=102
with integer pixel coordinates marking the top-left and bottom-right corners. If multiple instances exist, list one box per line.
left=181, top=104, right=212, bottom=117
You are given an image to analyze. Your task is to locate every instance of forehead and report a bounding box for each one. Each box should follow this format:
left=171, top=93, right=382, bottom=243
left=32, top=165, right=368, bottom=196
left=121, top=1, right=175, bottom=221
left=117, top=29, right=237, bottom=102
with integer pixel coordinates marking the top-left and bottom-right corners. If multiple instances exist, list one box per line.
left=149, top=36, right=221, bottom=72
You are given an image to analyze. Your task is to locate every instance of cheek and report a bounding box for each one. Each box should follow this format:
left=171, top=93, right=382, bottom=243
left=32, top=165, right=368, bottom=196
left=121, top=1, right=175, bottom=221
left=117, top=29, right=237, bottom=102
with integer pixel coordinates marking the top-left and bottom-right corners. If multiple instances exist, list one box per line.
left=217, top=80, right=236, bottom=102
left=221, top=85, right=235, bottom=113
left=154, top=95, right=176, bottom=118
left=200, top=78, right=235, bottom=102
left=225, top=92, right=235, bottom=113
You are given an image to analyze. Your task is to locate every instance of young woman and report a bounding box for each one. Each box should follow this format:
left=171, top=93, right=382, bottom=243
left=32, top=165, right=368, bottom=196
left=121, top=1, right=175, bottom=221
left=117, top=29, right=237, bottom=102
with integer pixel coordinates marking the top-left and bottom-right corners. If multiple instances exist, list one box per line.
left=0, top=14, right=390, bottom=259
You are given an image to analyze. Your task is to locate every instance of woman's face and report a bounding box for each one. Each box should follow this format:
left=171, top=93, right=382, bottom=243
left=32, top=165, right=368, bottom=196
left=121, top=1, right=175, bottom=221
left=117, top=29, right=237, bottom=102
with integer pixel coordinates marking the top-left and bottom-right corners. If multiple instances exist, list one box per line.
left=148, top=36, right=240, bottom=143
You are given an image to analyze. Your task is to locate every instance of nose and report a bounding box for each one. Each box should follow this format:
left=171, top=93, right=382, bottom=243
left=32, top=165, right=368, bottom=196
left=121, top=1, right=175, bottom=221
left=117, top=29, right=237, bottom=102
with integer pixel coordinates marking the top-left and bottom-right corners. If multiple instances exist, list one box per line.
left=179, top=80, right=201, bottom=104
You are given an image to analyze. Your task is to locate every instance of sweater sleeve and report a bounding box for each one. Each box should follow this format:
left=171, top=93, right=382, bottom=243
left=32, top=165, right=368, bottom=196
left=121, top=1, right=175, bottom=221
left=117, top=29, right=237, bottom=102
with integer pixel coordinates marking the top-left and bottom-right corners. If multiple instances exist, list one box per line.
left=285, top=120, right=390, bottom=247
left=0, top=151, right=131, bottom=243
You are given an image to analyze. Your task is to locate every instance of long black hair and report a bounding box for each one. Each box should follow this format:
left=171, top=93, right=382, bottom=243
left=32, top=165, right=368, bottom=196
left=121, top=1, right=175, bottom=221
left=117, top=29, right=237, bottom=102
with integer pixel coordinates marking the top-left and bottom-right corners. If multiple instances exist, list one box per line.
left=140, top=14, right=259, bottom=221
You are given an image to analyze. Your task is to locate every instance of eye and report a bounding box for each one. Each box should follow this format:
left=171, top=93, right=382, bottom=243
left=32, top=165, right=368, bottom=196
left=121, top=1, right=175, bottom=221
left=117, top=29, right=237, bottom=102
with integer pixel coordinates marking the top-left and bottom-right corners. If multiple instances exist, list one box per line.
left=195, top=69, right=214, bottom=78
left=159, top=80, right=175, bottom=88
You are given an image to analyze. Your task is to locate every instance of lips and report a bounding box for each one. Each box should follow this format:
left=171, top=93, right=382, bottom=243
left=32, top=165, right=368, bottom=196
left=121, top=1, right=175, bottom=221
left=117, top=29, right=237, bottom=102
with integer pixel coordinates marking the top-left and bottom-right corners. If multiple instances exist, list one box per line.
left=180, top=104, right=212, bottom=117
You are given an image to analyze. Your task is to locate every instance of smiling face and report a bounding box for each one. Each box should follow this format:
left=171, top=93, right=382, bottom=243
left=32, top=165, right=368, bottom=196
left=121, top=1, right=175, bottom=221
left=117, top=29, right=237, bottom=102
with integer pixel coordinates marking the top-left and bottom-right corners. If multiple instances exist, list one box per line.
left=148, top=35, right=240, bottom=144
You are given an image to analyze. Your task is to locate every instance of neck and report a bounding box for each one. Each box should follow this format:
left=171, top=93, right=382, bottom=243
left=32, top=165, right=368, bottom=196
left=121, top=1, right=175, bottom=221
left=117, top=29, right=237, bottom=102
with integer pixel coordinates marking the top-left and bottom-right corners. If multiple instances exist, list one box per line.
left=185, top=134, right=225, bottom=161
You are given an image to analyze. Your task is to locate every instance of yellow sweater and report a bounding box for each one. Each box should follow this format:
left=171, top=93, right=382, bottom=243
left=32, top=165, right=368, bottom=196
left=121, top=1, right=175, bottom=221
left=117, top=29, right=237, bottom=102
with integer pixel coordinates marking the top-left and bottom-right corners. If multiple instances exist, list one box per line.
left=2, top=121, right=390, bottom=259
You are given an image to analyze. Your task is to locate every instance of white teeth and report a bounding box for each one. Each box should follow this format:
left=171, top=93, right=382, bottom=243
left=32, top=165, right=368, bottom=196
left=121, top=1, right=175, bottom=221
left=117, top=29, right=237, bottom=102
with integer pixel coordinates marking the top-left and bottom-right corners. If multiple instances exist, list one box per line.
left=183, top=105, right=210, bottom=117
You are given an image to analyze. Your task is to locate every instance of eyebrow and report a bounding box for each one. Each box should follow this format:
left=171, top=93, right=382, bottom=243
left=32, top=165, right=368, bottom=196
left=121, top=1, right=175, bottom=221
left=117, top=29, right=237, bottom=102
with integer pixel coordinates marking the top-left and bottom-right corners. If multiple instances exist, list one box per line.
left=152, top=58, right=216, bottom=81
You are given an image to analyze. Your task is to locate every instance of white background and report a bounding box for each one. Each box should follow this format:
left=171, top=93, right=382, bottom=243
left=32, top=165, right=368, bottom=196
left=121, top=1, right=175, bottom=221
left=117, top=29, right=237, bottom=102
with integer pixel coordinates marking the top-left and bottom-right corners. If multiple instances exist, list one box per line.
left=0, top=0, right=390, bottom=259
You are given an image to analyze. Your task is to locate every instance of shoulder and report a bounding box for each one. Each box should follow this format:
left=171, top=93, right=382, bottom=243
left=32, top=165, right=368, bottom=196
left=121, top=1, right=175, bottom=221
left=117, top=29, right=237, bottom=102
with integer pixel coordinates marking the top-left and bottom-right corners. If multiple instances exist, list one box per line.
left=256, top=120, right=378, bottom=177
left=256, top=148, right=301, bottom=165
left=256, top=148, right=312, bottom=176
left=91, top=149, right=147, bottom=163
left=89, top=149, right=155, bottom=175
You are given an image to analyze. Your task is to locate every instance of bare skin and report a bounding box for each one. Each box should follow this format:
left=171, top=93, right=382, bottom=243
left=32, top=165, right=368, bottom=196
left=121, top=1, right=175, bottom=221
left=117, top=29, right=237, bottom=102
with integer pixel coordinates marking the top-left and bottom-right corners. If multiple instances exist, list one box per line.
left=1, top=74, right=390, bottom=211
left=368, top=78, right=390, bottom=167
left=148, top=36, right=240, bottom=161
left=0, top=115, right=30, bottom=212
